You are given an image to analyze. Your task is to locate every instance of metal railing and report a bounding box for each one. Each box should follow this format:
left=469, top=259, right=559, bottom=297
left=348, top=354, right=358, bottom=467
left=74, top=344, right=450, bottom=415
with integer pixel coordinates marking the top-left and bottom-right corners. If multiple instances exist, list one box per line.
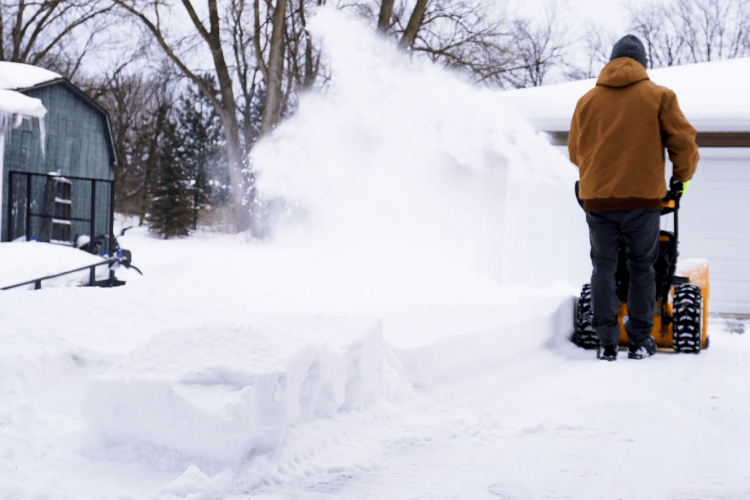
left=1, top=255, right=134, bottom=290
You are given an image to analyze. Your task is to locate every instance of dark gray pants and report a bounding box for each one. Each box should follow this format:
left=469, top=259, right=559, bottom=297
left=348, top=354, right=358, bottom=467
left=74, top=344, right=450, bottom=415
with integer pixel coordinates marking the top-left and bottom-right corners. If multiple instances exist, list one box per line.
left=586, top=210, right=661, bottom=347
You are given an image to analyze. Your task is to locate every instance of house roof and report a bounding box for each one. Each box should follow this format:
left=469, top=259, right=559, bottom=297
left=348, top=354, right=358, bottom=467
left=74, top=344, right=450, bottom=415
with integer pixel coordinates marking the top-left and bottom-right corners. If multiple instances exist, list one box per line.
left=499, top=57, right=750, bottom=133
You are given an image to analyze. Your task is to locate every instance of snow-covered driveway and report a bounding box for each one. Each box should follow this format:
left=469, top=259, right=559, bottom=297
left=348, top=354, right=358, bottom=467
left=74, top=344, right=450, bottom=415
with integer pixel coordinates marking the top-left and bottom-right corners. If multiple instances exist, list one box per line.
left=2, top=223, right=749, bottom=500
left=239, top=316, right=750, bottom=500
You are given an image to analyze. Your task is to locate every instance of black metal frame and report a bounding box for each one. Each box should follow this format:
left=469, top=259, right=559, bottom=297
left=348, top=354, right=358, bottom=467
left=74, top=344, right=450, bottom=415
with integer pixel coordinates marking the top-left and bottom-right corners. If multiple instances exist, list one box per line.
left=6, top=171, right=115, bottom=256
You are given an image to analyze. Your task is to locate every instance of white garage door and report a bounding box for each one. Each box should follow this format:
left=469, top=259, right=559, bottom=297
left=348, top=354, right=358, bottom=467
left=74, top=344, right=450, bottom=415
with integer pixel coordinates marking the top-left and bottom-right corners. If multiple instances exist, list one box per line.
left=675, top=148, right=750, bottom=314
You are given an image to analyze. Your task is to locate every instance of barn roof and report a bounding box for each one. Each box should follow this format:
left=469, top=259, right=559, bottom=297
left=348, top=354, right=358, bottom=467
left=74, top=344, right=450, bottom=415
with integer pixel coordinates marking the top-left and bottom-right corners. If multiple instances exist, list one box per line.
left=0, top=62, right=60, bottom=90
left=0, top=62, right=118, bottom=167
left=0, top=62, right=54, bottom=119
left=499, top=57, right=750, bottom=134
left=0, top=89, right=46, bottom=119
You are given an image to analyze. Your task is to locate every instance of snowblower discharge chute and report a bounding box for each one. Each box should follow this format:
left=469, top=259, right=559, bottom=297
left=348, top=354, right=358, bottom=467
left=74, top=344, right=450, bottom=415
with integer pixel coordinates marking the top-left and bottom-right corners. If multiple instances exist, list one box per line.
left=572, top=178, right=709, bottom=353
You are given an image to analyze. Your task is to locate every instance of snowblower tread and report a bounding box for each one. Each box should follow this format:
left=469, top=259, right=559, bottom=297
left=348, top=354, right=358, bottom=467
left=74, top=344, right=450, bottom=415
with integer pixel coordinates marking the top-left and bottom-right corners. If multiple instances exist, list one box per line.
left=575, top=284, right=599, bottom=349
left=673, top=283, right=702, bottom=353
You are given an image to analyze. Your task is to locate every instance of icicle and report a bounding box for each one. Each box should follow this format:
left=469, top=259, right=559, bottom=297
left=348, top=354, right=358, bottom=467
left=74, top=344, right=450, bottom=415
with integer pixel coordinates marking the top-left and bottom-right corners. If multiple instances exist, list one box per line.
left=38, top=114, right=46, bottom=159
left=0, top=90, right=47, bottom=158
left=0, top=111, right=45, bottom=159
left=0, top=92, right=47, bottom=230
left=0, top=110, right=13, bottom=135
left=0, top=113, right=7, bottom=233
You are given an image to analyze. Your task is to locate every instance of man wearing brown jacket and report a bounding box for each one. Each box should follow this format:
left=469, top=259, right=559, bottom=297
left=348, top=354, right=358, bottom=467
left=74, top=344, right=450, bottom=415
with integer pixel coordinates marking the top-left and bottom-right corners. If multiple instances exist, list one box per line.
left=569, top=34, right=699, bottom=361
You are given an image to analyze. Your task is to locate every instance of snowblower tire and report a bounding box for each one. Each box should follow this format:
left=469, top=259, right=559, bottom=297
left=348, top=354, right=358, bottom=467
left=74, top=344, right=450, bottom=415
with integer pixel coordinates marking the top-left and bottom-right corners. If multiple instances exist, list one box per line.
left=673, top=283, right=702, bottom=353
left=574, top=284, right=599, bottom=349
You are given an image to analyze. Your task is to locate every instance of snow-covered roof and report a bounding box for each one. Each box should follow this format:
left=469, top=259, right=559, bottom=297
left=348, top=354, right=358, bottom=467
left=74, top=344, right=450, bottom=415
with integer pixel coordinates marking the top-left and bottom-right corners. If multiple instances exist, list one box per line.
left=0, top=89, right=47, bottom=119
left=0, top=62, right=56, bottom=120
left=500, top=57, right=750, bottom=132
left=0, top=62, right=117, bottom=165
left=0, top=62, right=61, bottom=91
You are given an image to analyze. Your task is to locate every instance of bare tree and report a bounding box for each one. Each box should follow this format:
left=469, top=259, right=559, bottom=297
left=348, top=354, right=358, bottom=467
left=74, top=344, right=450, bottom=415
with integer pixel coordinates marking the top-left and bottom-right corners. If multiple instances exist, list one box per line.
left=245, top=0, right=322, bottom=132
left=101, top=0, right=324, bottom=230
left=627, top=1, right=687, bottom=67
left=394, top=0, right=518, bottom=85
left=0, top=0, right=116, bottom=79
left=508, top=1, right=571, bottom=87
left=91, top=65, right=178, bottom=220
left=290, top=0, right=322, bottom=91
left=377, top=0, right=396, bottom=32
left=254, top=0, right=289, bottom=136
left=567, top=21, right=618, bottom=80
left=353, top=0, right=576, bottom=88
left=111, top=0, right=250, bottom=223
left=626, top=0, right=750, bottom=67
left=228, top=0, right=262, bottom=150
left=676, top=0, right=750, bottom=61
left=399, top=0, right=429, bottom=49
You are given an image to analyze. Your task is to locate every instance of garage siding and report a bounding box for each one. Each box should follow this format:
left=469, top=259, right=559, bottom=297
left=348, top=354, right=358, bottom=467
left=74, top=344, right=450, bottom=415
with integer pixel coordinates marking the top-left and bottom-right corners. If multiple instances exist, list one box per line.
left=678, top=148, right=750, bottom=314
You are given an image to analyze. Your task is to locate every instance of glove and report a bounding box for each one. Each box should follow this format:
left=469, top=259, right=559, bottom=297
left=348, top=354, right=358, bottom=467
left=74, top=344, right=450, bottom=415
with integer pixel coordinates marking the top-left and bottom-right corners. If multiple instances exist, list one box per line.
left=670, top=177, right=690, bottom=197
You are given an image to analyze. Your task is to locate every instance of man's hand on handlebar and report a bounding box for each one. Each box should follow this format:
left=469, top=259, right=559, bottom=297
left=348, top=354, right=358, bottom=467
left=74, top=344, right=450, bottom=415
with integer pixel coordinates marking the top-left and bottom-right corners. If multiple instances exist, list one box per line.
left=670, top=177, right=690, bottom=197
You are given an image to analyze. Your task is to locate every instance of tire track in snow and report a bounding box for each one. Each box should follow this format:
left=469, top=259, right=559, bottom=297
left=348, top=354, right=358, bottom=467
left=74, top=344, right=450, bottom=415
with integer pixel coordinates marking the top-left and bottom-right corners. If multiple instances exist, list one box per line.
left=231, top=320, right=750, bottom=500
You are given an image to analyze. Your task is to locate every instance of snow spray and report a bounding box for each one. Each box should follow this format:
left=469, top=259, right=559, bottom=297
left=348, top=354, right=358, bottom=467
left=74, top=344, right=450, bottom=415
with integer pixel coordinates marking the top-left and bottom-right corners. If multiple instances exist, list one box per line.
left=251, top=7, right=589, bottom=288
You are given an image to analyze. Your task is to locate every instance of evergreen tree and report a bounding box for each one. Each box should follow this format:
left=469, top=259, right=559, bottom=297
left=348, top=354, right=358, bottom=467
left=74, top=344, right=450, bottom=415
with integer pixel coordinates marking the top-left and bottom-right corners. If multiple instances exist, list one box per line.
left=146, top=113, right=193, bottom=239
left=177, top=76, right=229, bottom=227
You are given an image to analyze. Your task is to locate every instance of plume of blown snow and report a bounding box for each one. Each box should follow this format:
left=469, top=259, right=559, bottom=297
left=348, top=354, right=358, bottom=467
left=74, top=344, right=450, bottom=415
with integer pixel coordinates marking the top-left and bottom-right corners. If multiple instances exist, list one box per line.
left=251, top=7, right=589, bottom=287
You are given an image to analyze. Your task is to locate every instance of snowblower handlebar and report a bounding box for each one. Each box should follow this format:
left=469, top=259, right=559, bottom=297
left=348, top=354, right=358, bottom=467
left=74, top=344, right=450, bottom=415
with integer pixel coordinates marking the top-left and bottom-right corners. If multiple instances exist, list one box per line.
left=661, top=177, right=686, bottom=215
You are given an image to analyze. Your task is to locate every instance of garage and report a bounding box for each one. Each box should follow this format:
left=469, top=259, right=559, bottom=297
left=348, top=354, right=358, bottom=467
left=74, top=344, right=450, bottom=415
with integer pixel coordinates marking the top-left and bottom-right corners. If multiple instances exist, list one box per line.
left=500, top=57, right=750, bottom=314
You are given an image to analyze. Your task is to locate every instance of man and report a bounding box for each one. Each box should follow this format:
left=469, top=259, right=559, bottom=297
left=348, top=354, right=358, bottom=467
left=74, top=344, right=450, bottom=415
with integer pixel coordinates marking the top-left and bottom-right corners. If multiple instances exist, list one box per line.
left=568, top=34, right=699, bottom=361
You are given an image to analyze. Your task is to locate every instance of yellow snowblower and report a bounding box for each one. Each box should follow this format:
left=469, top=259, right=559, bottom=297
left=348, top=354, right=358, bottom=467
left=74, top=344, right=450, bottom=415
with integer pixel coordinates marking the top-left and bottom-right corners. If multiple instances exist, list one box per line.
left=572, top=179, right=709, bottom=353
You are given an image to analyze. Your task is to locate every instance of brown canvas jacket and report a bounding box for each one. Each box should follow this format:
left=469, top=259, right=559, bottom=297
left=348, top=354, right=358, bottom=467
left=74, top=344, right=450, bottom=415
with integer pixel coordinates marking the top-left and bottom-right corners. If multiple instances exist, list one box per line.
left=569, top=57, right=699, bottom=211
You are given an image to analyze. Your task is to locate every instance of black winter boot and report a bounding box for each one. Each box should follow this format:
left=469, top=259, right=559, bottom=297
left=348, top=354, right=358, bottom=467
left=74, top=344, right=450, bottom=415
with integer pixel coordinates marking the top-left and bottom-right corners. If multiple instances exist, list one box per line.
left=628, top=337, right=657, bottom=359
left=598, top=345, right=618, bottom=361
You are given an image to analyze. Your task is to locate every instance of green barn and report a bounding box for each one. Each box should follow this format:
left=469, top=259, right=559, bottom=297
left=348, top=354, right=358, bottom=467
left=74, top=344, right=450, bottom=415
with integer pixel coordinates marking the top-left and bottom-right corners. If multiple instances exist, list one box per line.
left=0, top=62, right=118, bottom=254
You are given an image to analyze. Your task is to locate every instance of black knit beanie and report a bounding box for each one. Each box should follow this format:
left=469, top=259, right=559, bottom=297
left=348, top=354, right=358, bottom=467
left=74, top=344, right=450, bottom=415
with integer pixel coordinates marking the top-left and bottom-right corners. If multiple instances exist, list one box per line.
left=610, top=34, right=648, bottom=68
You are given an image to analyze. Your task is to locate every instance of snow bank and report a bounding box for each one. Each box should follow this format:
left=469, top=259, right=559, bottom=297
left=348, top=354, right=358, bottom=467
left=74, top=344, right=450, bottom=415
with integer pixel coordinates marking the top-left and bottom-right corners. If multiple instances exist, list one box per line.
left=82, top=316, right=389, bottom=465
left=388, top=293, right=575, bottom=386
left=78, top=277, right=575, bottom=468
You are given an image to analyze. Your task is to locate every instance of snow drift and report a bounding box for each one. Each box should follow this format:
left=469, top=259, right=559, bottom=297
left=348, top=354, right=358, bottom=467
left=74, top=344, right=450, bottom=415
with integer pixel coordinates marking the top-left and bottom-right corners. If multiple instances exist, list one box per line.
left=0, top=241, right=108, bottom=289
left=82, top=317, right=389, bottom=464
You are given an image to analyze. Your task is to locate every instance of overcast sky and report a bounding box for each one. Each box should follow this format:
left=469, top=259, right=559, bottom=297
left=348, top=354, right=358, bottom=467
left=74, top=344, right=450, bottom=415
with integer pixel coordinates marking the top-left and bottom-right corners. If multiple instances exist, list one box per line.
left=508, top=0, right=661, bottom=82
left=566, top=0, right=633, bottom=32
left=515, top=0, right=657, bottom=35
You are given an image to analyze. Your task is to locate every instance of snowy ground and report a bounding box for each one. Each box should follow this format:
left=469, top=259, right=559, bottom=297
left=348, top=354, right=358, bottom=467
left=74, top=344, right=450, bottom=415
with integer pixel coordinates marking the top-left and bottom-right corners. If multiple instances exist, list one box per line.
left=1, top=225, right=749, bottom=500
left=244, top=324, right=750, bottom=500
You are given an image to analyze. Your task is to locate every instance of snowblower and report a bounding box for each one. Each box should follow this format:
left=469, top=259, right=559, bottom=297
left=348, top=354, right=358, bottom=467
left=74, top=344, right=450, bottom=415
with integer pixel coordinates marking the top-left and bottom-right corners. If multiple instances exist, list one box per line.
left=572, top=178, right=709, bottom=353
